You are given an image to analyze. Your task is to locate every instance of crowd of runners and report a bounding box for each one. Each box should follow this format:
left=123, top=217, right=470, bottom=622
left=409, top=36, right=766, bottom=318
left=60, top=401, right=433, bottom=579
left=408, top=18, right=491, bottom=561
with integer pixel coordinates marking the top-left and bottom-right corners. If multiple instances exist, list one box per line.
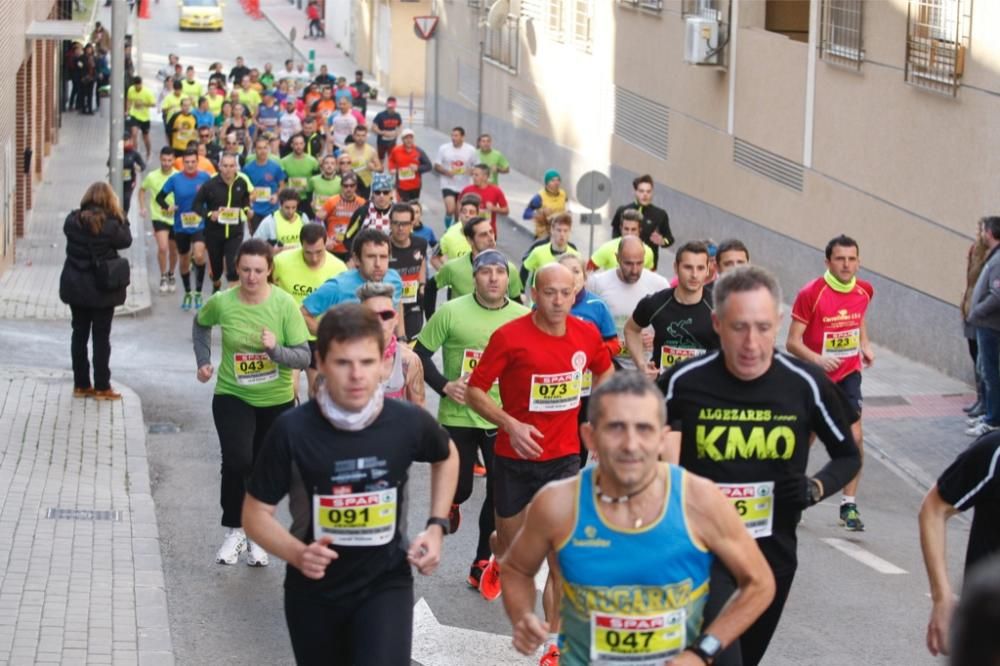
left=117, top=51, right=1000, bottom=666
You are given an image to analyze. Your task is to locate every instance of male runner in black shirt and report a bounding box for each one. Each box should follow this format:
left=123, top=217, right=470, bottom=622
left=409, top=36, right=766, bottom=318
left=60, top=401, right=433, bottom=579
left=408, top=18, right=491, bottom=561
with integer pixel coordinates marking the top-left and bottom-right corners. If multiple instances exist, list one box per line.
left=658, top=265, right=860, bottom=666
left=243, top=304, right=458, bottom=664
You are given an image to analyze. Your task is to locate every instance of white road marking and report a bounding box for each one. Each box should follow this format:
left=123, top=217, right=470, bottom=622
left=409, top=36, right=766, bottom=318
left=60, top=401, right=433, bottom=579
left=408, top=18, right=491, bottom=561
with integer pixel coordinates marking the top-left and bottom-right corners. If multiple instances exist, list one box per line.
left=412, top=597, right=530, bottom=665
left=821, top=538, right=908, bottom=575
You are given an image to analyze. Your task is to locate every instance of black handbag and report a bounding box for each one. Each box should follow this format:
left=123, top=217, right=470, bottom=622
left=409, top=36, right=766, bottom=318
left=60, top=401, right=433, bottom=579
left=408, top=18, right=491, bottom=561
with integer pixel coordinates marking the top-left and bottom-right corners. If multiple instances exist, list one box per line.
left=87, top=235, right=131, bottom=292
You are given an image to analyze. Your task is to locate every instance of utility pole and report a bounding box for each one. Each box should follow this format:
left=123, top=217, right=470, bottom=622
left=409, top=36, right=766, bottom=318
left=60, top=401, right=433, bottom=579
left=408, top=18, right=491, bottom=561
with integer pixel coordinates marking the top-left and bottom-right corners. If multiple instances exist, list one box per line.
left=109, top=0, right=127, bottom=197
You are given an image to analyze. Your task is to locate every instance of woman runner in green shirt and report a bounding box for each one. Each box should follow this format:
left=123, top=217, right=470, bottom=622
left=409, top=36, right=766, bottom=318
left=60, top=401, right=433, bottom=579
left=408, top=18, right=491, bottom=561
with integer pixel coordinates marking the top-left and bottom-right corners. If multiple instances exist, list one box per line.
left=193, top=238, right=311, bottom=567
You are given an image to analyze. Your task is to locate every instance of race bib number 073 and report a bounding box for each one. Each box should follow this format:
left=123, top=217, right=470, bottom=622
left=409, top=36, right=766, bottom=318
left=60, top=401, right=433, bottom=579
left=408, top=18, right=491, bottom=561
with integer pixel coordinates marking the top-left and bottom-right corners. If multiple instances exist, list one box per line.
left=529, top=372, right=581, bottom=413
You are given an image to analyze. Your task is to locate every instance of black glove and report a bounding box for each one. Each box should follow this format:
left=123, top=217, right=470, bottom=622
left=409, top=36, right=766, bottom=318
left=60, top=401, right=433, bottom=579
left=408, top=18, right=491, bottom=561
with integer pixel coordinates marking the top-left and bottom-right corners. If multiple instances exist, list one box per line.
left=774, top=475, right=818, bottom=511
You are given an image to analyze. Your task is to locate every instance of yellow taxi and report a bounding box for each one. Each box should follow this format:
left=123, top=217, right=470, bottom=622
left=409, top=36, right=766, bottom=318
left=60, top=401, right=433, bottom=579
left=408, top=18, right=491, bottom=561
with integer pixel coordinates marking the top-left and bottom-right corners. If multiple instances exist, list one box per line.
left=178, top=0, right=224, bottom=31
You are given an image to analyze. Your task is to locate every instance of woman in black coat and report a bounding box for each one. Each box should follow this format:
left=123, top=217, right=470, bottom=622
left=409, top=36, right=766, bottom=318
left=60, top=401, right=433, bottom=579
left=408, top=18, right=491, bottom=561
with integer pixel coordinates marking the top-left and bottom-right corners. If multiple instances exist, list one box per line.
left=59, top=182, right=132, bottom=400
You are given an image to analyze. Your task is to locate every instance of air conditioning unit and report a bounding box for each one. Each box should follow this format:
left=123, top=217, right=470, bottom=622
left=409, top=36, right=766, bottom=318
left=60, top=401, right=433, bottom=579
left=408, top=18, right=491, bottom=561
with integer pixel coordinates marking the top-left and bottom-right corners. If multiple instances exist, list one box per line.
left=684, top=16, right=721, bottom=65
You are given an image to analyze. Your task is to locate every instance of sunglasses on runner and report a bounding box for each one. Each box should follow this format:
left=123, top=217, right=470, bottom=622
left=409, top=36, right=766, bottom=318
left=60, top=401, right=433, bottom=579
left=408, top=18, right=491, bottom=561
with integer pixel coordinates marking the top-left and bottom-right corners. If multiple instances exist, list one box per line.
left=374, top=310, right=396, bottom=321
left=373, top=190, right=392, bottom=196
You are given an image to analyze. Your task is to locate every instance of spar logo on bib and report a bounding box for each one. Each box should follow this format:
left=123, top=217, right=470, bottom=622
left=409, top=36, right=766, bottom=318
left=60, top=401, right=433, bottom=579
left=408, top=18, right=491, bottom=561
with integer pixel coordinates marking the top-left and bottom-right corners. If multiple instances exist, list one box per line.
left=572, top=351, right=587, bottom=371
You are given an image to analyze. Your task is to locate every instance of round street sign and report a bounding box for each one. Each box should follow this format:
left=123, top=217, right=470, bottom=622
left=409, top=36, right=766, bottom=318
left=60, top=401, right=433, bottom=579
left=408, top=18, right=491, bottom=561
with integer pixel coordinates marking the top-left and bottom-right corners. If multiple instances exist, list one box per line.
left=576, top=170, right=612, bottom=210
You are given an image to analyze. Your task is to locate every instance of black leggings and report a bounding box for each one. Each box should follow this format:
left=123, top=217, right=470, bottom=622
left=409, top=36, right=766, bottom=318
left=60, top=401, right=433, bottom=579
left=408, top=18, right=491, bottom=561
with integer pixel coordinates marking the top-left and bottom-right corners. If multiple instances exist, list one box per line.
left=447, top=425, right=496, bottom=562
left=205, top=230, right=243, bottom=283
left=70, top=305, right=114, bottom=390
left=702, top=558, right=796, bottom=666
left=284, top=581, right=413, bottom=665
left=211, top=394, right=293, bottom=527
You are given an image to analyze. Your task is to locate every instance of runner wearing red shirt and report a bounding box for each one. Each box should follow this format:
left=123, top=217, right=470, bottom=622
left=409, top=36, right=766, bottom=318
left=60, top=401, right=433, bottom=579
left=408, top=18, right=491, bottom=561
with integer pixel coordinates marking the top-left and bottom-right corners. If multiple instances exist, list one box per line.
left=467, top=263, right=613, bottom=664
left=387, top=129, right=428, bottom=202
left=786, top=234, right=874, bottom=532
left=460, top=164, right=509, bottom=238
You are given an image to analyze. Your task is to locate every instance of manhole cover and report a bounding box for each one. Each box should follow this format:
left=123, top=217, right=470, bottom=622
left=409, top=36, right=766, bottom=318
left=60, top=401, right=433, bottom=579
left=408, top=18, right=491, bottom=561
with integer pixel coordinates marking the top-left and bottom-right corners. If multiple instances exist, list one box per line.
left=864, top=395, right=909, bottom=407
left=148, top=422, right=181, bottom=434
left=46, top=508, right=122, bottom=521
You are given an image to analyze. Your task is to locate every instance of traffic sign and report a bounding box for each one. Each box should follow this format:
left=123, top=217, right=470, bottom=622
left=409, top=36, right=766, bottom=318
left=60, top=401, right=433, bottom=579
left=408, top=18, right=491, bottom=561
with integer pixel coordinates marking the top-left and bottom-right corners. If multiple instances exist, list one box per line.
left=576, top=170, right=612, bottom=210
left=413, top=16, right=439, bottom=40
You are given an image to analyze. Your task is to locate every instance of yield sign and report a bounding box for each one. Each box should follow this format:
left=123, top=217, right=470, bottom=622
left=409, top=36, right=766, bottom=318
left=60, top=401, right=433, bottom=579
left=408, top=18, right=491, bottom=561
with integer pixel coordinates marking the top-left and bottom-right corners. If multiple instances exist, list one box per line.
left=413, top=15, right=439, bottom=40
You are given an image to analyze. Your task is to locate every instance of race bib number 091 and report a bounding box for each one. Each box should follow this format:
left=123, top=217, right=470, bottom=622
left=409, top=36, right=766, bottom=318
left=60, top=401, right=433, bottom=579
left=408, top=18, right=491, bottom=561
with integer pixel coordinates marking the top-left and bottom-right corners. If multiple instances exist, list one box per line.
left=313, top=488, right=397, bottom=546
left=717, top=481, right=774, bottom=539
left=590, top=610, right=686, bottom=664
left=529, top=372, right=581, bottom=413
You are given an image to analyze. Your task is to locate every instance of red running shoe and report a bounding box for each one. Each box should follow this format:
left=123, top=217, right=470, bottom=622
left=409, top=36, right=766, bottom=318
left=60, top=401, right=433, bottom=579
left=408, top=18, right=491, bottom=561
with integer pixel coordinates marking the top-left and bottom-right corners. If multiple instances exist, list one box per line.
left=539, top=643, right=560, bottom=666
left=479, top=555, right=502, bottom=601
left=467, top=559, right=489, bottom=589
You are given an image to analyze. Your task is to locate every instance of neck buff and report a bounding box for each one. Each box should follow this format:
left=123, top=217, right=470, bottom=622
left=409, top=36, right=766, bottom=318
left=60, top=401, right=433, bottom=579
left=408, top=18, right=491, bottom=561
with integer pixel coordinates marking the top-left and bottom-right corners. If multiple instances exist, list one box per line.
left=316, top=383, right=384, bottom=431
left=823, top=269, right=856, bottom=293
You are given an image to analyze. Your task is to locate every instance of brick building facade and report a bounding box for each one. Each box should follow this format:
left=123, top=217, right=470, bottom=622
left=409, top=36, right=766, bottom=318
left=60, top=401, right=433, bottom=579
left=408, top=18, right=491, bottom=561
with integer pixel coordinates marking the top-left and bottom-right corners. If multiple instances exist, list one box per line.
left=0, top=0, right=63, bottom=274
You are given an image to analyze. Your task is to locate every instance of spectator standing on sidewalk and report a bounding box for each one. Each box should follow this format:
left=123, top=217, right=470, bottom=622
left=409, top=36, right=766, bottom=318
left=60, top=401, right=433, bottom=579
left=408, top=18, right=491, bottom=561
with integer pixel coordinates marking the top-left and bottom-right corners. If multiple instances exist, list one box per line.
left=962, top=219, right=990, bottom=419
left=59, top=183, right=133, bottom=401
left=966, top=216, right=1000, bottom=437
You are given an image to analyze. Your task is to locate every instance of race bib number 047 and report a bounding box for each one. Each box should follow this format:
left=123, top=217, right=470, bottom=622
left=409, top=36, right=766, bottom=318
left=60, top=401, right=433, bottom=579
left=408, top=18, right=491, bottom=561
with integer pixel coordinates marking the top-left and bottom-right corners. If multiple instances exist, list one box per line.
left=590, top=610, right=686, bottom=664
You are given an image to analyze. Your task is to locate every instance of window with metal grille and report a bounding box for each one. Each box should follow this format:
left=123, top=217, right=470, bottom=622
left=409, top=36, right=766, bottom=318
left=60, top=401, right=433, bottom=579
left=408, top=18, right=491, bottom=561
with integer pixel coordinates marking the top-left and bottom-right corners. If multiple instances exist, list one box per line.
left=484, top=14, right=519, bottom=73
left=820, top=0, right=864, bottom=68
left=521, top=0, right=543, bottom=21
left=682, top=0, right=720, bottom=20
left=573, top=0, right=593, bottom=52
left=548, top=0, right=565, bottom=42
left=617, top=0, right=664, bottom=12
left=905, top=0, right=970, bottom=95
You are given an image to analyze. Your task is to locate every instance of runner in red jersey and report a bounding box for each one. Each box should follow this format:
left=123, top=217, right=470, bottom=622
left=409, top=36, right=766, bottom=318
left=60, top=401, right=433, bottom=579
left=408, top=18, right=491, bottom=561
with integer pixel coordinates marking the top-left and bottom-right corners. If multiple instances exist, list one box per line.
left=467, top=263, right=613, bottom=663
left=787, top=234, right=874, bottom=532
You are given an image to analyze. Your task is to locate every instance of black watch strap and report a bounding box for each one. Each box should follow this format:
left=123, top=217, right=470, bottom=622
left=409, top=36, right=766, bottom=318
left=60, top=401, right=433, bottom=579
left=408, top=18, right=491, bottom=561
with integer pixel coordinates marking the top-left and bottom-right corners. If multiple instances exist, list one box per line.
left=425, top=517, right=449, bottom=535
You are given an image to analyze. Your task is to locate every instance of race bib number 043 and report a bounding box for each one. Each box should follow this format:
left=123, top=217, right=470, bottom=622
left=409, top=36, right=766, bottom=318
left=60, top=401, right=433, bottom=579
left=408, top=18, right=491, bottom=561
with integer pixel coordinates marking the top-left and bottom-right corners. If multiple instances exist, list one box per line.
left=529, top=372, right=581, bottom=413
left=233, top=352, right=278, bottom=386
left=717, top=481, right=774, bottom=539
left=590, top=610, right=686, bottom=664
left=313, top=488, right=397, bottom=546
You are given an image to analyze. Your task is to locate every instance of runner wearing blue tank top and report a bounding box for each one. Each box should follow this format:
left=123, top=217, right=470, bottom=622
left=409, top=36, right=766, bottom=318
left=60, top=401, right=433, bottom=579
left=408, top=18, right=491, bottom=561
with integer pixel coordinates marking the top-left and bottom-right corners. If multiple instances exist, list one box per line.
left=500, top=373, right=775, bottom=666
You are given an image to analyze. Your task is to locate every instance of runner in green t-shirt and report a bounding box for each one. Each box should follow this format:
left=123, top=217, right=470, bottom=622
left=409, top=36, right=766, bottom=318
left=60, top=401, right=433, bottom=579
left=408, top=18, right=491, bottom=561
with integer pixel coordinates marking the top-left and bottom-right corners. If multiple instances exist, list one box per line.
left=193, top=238, right=311, bottom=567
left=280, top=135, right=320, bottom=215
left=475, top=134, right=510, bottom=186
left=271, top=223, right=347, bottom=399
left=126, top=77, right=156, bottom=158
left=308, top=155, right=342, bottom=214
left=414, top=249, right=529, bottom=590
left=520, top=212, right=579, bottom=289
left=138, top=146, right=179, bottom=294
left=430, top=195, right=482, bottom=270
left=433, top=216, right=523, bottom=303
left=586, top=209, right=654, bottom=272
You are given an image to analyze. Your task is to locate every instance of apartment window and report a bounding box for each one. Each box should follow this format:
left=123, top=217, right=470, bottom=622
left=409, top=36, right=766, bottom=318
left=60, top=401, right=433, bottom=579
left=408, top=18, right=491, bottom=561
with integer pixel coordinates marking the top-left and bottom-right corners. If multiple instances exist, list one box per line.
left=521, top=0, right=543, bottom=21
left=820, top=0, right=864, bottom=69
left=682, top=0, right=720, bottom=20
left=484, top=14, right=519, bottom=73
left=617, top=0, right=664, bottom=12
left=548, top=0, right=565, bottom=42
left=905, top=0, right=970, bottom=95
left=573, top=0, right=593, bottom=52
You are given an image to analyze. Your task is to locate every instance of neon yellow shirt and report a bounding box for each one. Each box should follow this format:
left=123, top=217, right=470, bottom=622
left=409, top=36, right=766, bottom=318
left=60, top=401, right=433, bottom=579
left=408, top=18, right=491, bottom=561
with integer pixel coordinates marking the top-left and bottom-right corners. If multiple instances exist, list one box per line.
left=589, top=237, right=654, bottom=271
left=439, top=222, right=472, bottom=261
left=127, top=86, right=156, bottom=122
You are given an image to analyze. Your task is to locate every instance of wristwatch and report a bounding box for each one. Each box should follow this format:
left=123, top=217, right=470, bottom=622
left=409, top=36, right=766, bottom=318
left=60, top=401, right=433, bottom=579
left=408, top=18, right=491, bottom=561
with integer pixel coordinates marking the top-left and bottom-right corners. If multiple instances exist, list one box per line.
left=689, top=634, right=722, bottom=664
left=425, top=517, right=450, bottom=535
left=807, top=478, right=823, bottom=506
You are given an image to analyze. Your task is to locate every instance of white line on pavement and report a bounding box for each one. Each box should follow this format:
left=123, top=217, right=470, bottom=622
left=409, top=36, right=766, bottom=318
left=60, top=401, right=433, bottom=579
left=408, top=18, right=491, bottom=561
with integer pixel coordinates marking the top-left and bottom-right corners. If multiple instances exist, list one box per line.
left=821, top=538, right=908, bottom=575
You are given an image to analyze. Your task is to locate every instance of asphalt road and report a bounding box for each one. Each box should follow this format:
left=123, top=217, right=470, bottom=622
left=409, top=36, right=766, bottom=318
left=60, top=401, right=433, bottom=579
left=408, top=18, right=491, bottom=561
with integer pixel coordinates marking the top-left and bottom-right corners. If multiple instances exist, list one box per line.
left=0, top=3, right=971, bottom=664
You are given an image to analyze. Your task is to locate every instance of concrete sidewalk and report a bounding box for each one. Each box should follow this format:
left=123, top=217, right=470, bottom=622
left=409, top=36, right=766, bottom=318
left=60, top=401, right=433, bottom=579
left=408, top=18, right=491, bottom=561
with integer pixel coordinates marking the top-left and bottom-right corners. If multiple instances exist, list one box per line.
left=0, top=368, right=172, bottom=665
left=0, top=95, right=151, bottom=320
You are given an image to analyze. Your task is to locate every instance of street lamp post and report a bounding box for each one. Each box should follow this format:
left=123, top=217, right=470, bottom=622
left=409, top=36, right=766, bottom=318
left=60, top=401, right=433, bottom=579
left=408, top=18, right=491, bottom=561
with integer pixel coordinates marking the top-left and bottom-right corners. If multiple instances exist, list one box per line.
left=109, top=0, right=127, bottom=198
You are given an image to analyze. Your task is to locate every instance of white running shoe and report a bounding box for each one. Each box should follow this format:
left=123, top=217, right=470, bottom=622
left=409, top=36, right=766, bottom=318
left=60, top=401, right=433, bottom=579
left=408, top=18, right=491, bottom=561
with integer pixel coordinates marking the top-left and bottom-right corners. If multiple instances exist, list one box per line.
left=158, top=275, right=169, bottom=294
left=167, top=274, right=177, bottom=293
left=215, top=528, right=247, bottom=565
left=246, top=540, right=270, bottom=567
left=966, top=421, right=999, bottom=438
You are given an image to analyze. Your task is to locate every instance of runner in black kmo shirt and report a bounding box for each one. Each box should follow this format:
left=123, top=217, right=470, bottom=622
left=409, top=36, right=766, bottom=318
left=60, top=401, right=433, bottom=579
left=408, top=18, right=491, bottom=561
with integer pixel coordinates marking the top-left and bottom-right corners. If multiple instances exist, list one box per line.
left=242, top=304, right=459, bottom=665
left=657, top=265, right=860, bottom=666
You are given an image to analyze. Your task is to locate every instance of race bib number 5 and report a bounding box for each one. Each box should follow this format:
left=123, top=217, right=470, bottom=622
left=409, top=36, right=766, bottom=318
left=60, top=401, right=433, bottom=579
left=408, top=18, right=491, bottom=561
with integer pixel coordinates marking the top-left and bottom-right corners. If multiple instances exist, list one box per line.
left=823, top=328, right=860, bottom=359
left=233, top=352, right=278, bottom=385
left=529, top=372, right=581, bottom=413
left=718, top=481, right=774, bottom=539
left=590, top=610, right=686, bottom=663
left=313, top=488, right=397, bottom=546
